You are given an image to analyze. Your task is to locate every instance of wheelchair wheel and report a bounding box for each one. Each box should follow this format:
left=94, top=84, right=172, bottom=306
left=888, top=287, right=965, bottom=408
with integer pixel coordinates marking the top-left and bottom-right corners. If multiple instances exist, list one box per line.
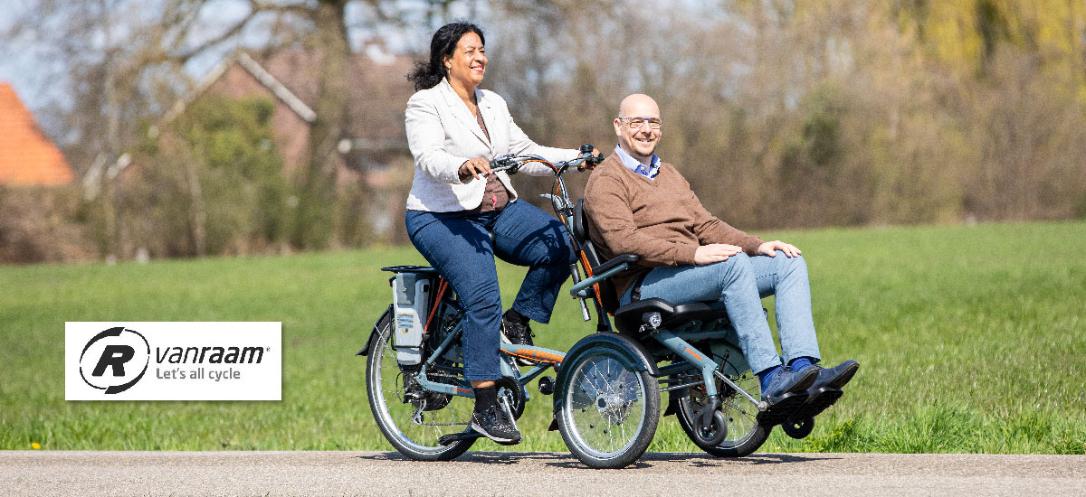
left=676, top=371, right=769, bottom=457
left=366, top=310, right=476, bottom=460
left=556, top=335, right=659, bottom=469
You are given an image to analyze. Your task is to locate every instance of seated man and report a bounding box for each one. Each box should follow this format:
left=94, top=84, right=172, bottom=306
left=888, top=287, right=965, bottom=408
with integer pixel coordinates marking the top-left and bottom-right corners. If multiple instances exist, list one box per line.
left=584, top=93, right=859, bottom=421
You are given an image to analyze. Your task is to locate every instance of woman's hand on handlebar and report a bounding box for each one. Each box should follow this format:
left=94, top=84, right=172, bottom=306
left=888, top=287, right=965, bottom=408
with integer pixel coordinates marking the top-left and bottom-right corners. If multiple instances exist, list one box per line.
left=458, top=157, right=492, bottom=182
left=578, top=147, right=604, bottom=171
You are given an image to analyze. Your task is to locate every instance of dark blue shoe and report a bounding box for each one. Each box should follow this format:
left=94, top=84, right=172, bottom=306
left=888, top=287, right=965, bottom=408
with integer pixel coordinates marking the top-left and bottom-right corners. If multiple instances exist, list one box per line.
left=791, top=359, right=860, bottom=421
left=757, top=366, right=818, bottom=426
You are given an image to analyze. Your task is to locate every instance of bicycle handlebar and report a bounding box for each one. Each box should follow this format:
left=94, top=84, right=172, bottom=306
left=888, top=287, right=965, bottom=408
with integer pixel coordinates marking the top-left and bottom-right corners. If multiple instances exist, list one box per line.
left=488, top=144, right=603, bottom=175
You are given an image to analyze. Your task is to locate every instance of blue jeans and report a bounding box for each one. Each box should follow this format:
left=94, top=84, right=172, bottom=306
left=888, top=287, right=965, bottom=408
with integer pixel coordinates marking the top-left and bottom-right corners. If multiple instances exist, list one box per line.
left=405, top=200, right=576, bottom=381
left=621, top=252, right=821, bottom=374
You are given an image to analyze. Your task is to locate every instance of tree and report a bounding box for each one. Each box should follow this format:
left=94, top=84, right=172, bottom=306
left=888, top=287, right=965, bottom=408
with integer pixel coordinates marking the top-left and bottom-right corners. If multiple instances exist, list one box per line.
left=9, top=0, right=482, bottom=256
left=129, top=95, right=288, bottom=257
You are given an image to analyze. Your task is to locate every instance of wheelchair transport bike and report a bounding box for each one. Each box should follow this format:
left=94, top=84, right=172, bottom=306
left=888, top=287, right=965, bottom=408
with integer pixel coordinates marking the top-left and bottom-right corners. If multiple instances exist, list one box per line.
left=358, top=145, right=819, bottom=469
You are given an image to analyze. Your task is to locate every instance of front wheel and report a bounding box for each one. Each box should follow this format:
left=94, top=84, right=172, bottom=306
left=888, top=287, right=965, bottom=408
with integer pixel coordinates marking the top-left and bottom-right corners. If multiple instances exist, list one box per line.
left=556, top=336, right=659, bottom=469
left=365, top=310, right=476, bottom=460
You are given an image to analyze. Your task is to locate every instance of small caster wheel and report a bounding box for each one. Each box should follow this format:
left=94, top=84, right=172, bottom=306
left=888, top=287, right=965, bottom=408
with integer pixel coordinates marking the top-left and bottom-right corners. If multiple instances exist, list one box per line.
left=782, top=417, right=815, bottom=439
left=692, top=410, right=728, bottom=447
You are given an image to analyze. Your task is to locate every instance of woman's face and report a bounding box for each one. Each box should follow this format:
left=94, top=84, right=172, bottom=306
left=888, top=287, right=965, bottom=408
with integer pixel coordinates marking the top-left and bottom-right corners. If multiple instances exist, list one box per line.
left=444, top=31, right=487, bottom=88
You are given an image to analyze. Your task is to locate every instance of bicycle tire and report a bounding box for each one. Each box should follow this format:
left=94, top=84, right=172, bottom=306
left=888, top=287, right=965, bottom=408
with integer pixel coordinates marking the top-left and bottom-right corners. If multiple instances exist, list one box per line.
left=365, top=310, right=476, bottom=460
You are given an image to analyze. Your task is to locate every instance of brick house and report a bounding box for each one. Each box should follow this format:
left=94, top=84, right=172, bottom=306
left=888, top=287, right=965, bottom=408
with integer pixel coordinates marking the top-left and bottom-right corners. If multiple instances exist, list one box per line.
left=188, top=49, right=416, bottom=238
left=89, top=48, right=416, bottom=241
left=192, top=49, right=415, bottom=179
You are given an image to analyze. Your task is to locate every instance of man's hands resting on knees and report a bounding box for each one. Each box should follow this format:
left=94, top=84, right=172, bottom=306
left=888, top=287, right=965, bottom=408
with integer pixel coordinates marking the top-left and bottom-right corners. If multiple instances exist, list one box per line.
left=694, top=240, right=802, bottom=265
left=694, top=244, right=743, bottom=265
left=756, top=240, right=802, bottom=258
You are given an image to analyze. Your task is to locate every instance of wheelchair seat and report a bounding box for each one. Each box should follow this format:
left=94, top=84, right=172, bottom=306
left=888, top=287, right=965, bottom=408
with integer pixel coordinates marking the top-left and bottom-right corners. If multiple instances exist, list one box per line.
left=612, top=298, right=728, bottom=335
left=572, top=199, right=730, bottom=335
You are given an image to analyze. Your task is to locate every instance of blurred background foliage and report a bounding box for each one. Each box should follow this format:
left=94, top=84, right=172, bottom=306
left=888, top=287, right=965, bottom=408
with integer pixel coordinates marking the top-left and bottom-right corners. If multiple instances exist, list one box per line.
left=127, top=96, right=289, bottom=257
left=1, top=0, right=1084, bottom=262
left=492, top=0, right=1086, bottom=230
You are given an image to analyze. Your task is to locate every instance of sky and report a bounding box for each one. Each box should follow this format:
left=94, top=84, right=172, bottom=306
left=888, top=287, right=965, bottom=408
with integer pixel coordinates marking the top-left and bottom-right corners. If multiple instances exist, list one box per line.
left=0, top=0, right=56, bottom=112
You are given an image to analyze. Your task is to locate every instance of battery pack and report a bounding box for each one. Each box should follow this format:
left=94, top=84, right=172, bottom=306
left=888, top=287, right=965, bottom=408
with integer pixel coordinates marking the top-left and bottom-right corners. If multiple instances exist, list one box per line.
left=391, top=273, right=432, bottom=365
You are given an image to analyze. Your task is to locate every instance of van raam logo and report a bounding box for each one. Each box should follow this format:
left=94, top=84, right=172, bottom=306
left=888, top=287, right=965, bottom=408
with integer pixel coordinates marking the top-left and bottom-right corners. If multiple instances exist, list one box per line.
left=65, top=322, right=281, bottom=401
left=78, top=327, right=151, bottom=394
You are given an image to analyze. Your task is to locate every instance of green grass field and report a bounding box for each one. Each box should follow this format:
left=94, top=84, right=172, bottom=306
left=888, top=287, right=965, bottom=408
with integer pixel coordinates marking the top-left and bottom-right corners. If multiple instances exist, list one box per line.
left=2, top=221, right=1084, bottom=454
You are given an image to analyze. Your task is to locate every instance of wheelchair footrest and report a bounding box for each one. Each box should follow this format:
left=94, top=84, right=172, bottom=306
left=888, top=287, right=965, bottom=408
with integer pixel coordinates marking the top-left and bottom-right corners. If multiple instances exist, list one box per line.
left=791, top=387, right=843, bottom=421
left=756, top=391, right=809, bottom=426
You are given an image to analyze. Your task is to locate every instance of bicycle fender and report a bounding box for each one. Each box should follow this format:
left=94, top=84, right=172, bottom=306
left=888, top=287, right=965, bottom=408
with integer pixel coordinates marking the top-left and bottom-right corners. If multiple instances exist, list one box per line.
left=551, top=332, right=658, bottom=415
left=357, top=305, right=392, bottom=357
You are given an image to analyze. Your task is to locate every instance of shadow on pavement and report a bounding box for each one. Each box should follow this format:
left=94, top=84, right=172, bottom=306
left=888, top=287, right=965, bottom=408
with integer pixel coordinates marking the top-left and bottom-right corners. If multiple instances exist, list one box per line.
left=355, top=451, right=571, bottom=466
left=355, top=451, right=840, bottom=469
left=543, top=453, right=841, bottom=470
left=738, top=454, right=843, bottom=465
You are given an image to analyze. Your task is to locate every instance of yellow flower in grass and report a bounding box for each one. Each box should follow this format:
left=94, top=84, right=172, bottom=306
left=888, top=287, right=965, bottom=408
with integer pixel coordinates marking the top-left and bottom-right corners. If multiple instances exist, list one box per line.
left=31, top=442, right=41, bottom=450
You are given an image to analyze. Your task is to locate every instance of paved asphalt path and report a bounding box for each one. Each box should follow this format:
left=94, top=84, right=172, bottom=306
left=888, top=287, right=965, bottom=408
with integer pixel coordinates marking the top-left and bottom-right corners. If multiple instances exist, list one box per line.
left=3, top=451, right=1085, bottom=496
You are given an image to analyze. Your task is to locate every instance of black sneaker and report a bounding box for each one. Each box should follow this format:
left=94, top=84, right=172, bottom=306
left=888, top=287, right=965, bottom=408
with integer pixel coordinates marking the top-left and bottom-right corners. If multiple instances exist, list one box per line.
left=501, top=311, right=535, bottom=366
left=470, top=403, right=521, bottom=445
left=501, top=311, right=534, bottom=347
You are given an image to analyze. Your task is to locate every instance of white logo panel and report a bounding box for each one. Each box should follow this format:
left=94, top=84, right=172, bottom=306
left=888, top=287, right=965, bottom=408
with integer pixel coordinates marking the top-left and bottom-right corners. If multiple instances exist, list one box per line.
left=66, top=322, right=281, bottom=401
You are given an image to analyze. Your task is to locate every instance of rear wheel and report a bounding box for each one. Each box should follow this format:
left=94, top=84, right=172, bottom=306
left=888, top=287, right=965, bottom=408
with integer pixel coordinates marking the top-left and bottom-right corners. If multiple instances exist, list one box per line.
left=365, top=311, right=475, bottom=460
left=676, top=371, right=769, bottom=457
left=556, top=338, right=659, bottom=469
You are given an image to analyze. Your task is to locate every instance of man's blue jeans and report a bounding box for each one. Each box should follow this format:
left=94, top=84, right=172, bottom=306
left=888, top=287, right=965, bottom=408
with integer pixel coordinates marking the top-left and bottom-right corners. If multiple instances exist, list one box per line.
left=621, top=252, right=821, bottom=374
left=405, top=200, right=576, bottom=381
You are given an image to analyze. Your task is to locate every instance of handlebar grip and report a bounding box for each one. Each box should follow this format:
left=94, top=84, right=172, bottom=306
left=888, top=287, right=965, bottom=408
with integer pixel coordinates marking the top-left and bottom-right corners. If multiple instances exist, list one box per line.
left=490, top=156, right=519, bottom=174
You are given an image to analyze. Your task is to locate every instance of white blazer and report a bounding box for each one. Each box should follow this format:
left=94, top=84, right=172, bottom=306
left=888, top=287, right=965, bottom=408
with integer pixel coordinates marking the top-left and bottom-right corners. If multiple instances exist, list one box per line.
left=404, top=78, right=579, bottom=212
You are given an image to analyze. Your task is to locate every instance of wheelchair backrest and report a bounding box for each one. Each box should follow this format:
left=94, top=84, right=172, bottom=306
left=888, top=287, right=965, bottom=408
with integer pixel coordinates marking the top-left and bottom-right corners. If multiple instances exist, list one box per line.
left=573, top=199, right=623, bottom=314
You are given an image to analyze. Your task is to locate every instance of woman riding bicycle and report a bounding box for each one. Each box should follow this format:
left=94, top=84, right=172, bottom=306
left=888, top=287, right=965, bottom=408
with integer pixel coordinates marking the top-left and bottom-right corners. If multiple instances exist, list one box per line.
left=403, top=21, right=593, bottom=444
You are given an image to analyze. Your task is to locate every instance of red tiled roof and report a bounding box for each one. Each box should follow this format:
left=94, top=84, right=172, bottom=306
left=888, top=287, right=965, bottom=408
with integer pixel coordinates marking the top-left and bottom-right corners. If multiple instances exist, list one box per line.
left=0, top=83, right=74, bottom=186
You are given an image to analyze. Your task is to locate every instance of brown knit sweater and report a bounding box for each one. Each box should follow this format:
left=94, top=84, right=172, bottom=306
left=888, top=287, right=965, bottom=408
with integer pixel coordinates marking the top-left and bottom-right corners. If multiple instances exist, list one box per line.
left=583, top=154, right=764, bottom=298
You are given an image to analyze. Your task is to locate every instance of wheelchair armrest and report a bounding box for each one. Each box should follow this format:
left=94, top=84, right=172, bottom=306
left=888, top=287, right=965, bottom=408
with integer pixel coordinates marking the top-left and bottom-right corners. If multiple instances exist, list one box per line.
left=570, top=254, right=639, bottom=299
left=595, top=253, right=639, bottom=274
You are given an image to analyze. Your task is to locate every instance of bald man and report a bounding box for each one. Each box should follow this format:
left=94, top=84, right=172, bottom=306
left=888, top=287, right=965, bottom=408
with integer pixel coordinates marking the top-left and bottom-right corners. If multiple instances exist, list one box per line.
left=584, top=94, right=859, bottom=424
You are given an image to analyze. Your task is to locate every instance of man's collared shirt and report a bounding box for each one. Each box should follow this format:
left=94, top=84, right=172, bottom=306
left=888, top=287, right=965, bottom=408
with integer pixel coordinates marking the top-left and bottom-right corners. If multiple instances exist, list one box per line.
left=614, top=145, right=660, bottom=180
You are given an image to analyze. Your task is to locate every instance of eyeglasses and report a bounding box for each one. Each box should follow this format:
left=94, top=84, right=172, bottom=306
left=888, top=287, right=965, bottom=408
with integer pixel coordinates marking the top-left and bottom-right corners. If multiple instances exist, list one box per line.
left=618, top=116, right=662, bottom=130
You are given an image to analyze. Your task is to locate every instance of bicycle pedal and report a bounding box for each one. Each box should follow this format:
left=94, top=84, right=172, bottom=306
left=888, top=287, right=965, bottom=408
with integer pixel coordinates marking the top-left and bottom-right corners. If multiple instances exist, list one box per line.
left=438, top=430, right=481, bottom=445
left=538, top=376, right=555, bottom=395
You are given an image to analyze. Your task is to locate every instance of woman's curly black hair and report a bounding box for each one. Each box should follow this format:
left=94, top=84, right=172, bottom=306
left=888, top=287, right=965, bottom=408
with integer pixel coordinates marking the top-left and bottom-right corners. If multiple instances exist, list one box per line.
left=407, top=21, right=486, bottom=91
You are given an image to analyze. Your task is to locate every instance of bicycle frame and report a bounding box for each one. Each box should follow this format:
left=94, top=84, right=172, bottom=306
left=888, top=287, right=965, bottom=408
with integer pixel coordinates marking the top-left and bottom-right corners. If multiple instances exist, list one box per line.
left=406, top=275, right=567, bottom=402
